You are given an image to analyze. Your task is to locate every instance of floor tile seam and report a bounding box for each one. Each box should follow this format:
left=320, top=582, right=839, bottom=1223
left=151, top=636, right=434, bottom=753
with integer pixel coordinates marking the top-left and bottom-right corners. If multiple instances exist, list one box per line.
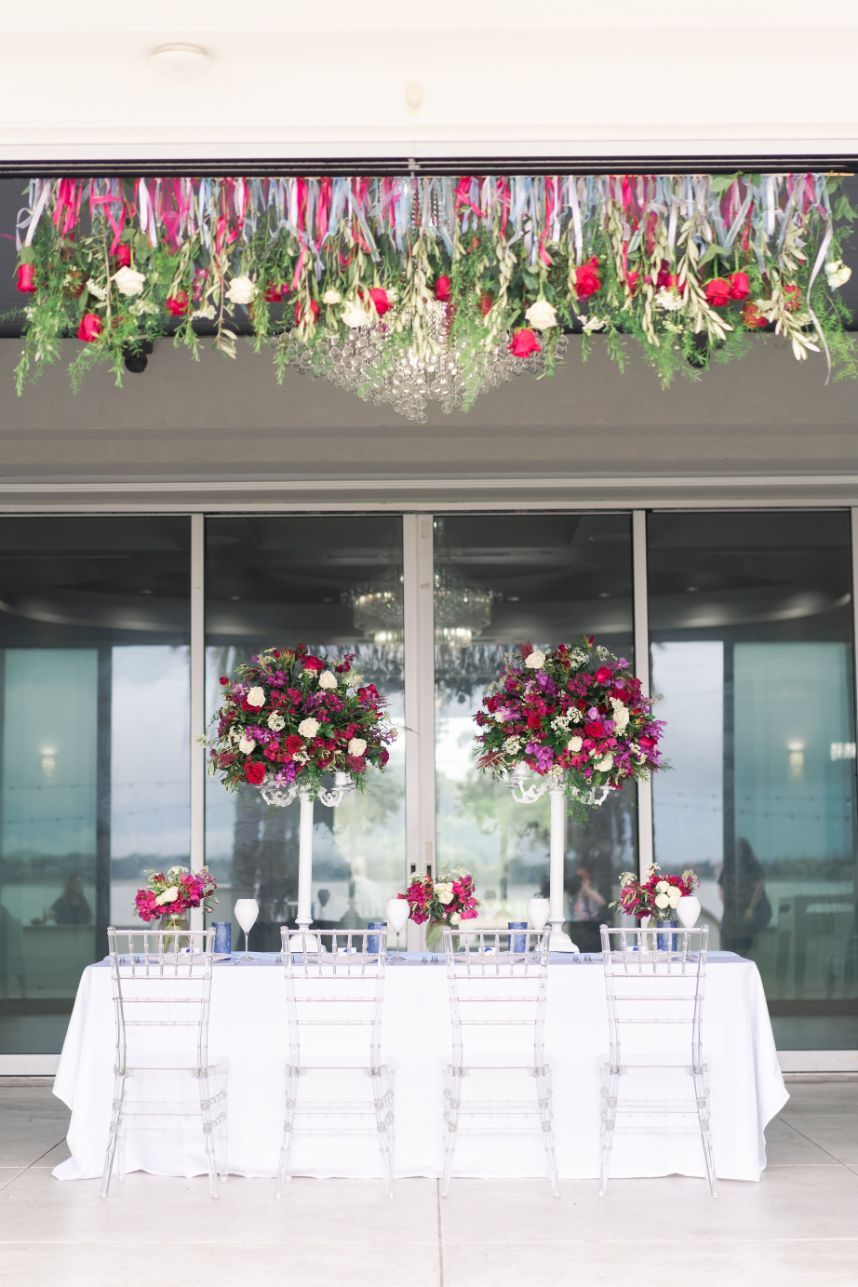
left=0, top=1170, right=24, bottom=1194
left=776, top=1116, right=858, bottom=1167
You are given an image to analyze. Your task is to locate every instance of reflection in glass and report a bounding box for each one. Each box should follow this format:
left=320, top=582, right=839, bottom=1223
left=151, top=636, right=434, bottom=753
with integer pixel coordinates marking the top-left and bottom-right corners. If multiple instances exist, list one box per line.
left=649, top=511, right=858, bottom=1050
left=204, top=517, right=406, bottom=948
left=0, top=517, right=191, bottom=1054
left=434, top=515, right=636, bottom=946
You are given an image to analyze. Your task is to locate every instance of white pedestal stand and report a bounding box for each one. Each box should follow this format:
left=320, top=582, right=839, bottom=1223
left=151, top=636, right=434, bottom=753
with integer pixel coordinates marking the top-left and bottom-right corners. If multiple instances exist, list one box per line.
left=261, top=771, right=354, bottom=950
left=509, top=764, right=608, bottom=953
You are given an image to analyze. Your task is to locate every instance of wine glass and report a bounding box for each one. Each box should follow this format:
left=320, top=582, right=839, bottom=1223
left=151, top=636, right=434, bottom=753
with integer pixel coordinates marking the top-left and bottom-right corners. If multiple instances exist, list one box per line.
left=234, top=898, right=259, bottom=964
left=527, top=896, right=551, bottom=945
left=386, top=897, right=410, bottom=959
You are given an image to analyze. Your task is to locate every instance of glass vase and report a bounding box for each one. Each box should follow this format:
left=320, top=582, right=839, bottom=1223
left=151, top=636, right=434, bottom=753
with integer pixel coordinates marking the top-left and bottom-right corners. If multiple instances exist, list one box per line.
left=160, top=913, right=189, bottom=954
left=426, top=921, right=447, bottom=954
left=656, top=918, right=678, bottom=952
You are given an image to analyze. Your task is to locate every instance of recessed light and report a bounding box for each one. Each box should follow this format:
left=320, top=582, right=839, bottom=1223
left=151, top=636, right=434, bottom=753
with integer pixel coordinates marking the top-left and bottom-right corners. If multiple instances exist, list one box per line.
left=228, top=594, right=242, bottom=602
left=685, top=585, right=699, bottom=593
left=597, top=591, right=611, bottom=599
left=139, top=588, right=154, bottom=596
left=150, top=43, right=211, bottom=72
left=507, top=595, right=520, bottom=603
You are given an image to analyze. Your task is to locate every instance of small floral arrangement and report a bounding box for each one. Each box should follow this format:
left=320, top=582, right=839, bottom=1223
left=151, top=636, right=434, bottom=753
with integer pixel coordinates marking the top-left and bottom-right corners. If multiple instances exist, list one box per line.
left=207, top=644, right=396, bottom=799
left=400, top=869, right=480, bottom=927
left=474, top=638, right=664, bottom=805
left=612, top=863, right=698, bottom=923
left=133, top=865, right=218, bottom=923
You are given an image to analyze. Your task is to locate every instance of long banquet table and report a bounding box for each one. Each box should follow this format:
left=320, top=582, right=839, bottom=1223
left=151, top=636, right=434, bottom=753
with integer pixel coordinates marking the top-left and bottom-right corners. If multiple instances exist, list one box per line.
left=53, top=951, right=787, bottom=1184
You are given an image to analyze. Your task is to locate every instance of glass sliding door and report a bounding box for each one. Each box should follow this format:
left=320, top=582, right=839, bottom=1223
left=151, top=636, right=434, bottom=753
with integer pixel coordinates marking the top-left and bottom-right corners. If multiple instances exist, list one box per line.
left=648, top=511, right=858, bottom=1050
left=0, top=517, right=191, bottom=1056
left=434, top=514, right=636, bottom=948
left=204, top=516, right=406, bottom=947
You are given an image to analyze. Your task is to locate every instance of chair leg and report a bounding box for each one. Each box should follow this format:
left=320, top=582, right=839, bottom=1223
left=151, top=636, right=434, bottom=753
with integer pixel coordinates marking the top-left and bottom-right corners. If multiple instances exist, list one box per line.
left=536, top=1068, right=560, bottom=1198
left=693, top=1071, right=718, bottom=1198
left=199, top=1073, right=219, bottom=1199
left=372, top=1069, right=394, bottom=1199
left=441, top=1067, right=459, bottom=1199
left=100, top=1074, right=125, bottom=1199
left=599, top=1066, right=616, bottom=1198
left=276, top=1067, right=298, bottom=1199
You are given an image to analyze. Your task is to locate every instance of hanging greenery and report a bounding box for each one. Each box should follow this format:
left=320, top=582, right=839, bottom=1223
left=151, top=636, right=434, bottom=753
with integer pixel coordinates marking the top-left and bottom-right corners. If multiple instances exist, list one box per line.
left=11, top=173, right=857, bottom=402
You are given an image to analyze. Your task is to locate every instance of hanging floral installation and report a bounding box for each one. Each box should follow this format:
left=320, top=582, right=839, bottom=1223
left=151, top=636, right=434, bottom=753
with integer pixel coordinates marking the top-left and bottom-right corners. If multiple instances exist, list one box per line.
left=11, top=172, right=857, bottom=411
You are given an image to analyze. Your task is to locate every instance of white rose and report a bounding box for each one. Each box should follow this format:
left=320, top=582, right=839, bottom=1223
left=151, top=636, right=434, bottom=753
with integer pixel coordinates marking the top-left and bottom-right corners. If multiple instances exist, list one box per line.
left=342, top=301, right=372, bottom=328
left=85, top=278, right=107, bottom=301
left=226, top=274, right=255, bottom=305
left=825, top=260, right=852, bottom=289
left=245, top=687, right=265, bottom=708
left=348, top=673, right=363, bottom=688
left=567, top=736, right=583, bottom=753
left=348, top=737, right=367, bottom=757
left=610, top=699, right=630, bottom=732
left=322, top=288, right=342, bottom=305
left=656, top=880, right=670, bottom=893
left=318, top=670, right=338, bottom=690
left=267, top=713, right=285, bottom=732
left=449, top=912, right=461, bottom=926
left=595, top=753, right=614, bottom=772
left=155, top=886, right=179, bottom=906
left=298, top=718, right=319, bottom=738
left=524, top=649, right=546, bottom=670
left=667, top=887, right=682, bottom=908
left=113, top=266, right=146, bottom=297
left=654, top=893, right=670, bottom=911
left=238, top=736, right=256, bottom=755
left=581, top=315, right=607, bottom=334
left=434, top=882, right=454, bottom=906
left=525, top=298, right=558, bottom=331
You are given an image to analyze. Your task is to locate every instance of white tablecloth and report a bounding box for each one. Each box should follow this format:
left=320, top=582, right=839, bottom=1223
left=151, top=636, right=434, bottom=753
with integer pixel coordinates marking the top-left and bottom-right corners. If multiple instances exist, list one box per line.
left=53, top=953, right=787, bottom=1183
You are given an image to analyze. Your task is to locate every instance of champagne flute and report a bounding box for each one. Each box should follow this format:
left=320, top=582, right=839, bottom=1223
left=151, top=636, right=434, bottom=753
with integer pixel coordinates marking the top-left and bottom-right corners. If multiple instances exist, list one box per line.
left=527, top=896, right=550, bottom=951
left=386, top=896, right=410, bottom=959
left=234, top=898, right=259, bottom=964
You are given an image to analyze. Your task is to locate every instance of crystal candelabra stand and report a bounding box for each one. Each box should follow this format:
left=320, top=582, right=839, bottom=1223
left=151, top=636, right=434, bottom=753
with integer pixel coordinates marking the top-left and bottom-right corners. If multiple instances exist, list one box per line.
left=260, top=772, right=355, bottom=940
left=508, top=763, right=610, bottom=952
left=287, top=301, right=563, bottom=423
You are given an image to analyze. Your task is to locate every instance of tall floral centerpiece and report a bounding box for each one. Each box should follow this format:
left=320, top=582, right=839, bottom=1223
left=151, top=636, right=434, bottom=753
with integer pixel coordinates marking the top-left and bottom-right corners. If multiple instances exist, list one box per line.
left=208, top=644, right=396, bottom=938
left=474, top=639, right=665, bottom=951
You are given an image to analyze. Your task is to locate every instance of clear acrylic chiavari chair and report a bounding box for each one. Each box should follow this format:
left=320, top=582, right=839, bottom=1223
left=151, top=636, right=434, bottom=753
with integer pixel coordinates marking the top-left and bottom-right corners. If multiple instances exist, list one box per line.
left=101, top=927, right=228, bottom=1198
left=278, top=927, right=394, bottom=1198
left=598, top=924, right=717, bottom=1197
left=442, top=928, right=558, bottom=1197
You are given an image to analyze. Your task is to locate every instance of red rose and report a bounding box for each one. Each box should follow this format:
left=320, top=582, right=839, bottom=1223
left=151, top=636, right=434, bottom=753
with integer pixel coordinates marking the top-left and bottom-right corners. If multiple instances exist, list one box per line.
left=77, top=313, right=102, bottom=343
left=219, top=675, right=230, bottom=685
left=508, top=328, right=542, bottom=359
left=742, top=301, right=767, bottom=329
left=584, top=721, right=604, bottom=738
left=244, top=760, right=266, bottom=786
left=367, top=286, right=391, bottom=316
left=729, top=271, right=751, bottom=301
left=113, top=244, right=132, bottom=268
left=704, top=277, right=732, bottom=308
left=575, top=257, right=602, bottom=299
left=434, top=275, right=452, bottom=302
left=16, top=263, right=36, bottom=293
left=294, top=299, right=320, bottom=326
left=302, top=655, right=324, bottom=673
left=594, top=666, right=613, bottom=684
left=166, top=290, right=188, bottom=317
left=284, top=734, right=303, bottom=757
left=479, top=293, right=494, bottom=316
left=638, top=735, right=656, bottom=752
left=264, top=282, right=289, bottom=303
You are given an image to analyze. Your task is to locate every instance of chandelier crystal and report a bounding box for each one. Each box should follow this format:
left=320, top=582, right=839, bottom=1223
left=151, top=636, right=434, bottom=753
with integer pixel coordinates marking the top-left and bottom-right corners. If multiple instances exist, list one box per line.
left=290, top=301, right=562, bottom=423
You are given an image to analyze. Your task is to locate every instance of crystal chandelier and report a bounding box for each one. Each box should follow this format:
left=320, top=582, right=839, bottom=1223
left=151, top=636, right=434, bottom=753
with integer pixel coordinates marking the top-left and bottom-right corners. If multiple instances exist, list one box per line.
left=348, top=566, right=495, bottom=648
left=293, top=301, right=562, bottom=423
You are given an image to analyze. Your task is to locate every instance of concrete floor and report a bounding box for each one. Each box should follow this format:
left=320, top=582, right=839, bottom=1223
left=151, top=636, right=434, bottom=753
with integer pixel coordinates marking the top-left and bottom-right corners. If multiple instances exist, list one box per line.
left=0, top=1077, right=856, bottom=1287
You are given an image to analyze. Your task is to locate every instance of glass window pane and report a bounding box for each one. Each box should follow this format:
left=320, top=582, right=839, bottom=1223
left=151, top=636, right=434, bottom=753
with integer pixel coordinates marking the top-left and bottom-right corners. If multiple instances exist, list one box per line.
left=205, top=517, right=405, bottom=946
left=434, top=514, right=636, bottom=949
left=0, top=517, right=191, bottom=1055
left=648, top=511, right=858, bottom=1050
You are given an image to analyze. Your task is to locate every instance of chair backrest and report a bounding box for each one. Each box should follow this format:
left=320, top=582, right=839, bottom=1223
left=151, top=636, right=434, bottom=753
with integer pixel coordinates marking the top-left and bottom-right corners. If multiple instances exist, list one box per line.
left=106, top=927, right=216, bottom=1073
left=443, top=928, right=550, bottom=1065
left=599, top=925, right=709, bottom=1068
left=280, top=927, right=387, bottom=1067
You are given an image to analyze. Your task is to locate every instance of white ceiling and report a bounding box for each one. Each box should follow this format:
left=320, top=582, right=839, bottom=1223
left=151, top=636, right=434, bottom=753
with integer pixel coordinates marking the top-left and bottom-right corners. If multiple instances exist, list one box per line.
left=2, top=1, right=857, bottom=160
